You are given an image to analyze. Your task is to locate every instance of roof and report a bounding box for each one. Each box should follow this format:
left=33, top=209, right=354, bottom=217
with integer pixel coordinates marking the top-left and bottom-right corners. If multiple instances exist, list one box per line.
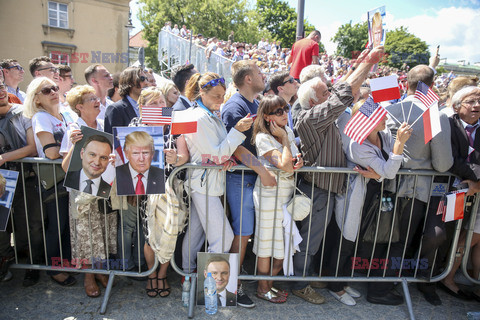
left=129, top=30, right=148, bottom=48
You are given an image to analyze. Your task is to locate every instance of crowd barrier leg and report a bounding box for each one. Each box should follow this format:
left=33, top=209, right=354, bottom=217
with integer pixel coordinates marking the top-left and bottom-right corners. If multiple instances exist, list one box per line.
left=401, top=278, right=415, bottom=320
left=100, top=271, right=115, bottom=315
left=188, top=273, right=196, bottom=319
left=461, top=195, right=480, bottom=284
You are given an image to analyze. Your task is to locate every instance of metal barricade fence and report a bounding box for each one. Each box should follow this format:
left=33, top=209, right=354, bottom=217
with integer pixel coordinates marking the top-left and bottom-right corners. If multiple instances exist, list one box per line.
left=168, top=163, right=467, bottom=320
left=460, top=194, right=480, bottom=286
left=5, top=157, right=158, bottom=315
left=3, top=158, right=472, bottom=319
left=157, top=31, right=234, bottom=84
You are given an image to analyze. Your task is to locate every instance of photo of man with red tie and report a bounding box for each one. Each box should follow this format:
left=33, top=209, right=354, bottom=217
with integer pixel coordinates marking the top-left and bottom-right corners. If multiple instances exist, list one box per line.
left=115, top=131, right=165, bottom=196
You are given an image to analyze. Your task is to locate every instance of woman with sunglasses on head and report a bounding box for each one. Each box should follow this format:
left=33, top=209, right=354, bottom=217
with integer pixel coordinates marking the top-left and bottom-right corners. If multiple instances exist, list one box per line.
left=23, top=77, right=76, bottom=287
left=251, top=95, right=303, bottom=303
left=181, top=72, right=253, bottom=274
left=57, top=85, right=116, bottom=298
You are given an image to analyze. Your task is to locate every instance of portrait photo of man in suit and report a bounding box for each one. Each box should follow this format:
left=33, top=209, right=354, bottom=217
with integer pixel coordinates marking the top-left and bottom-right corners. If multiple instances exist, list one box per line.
left=64, top=135, right=113, bottom=198
left=197, top=255, right=237, bottom=307
left=115, top=130, right=165, bottom=196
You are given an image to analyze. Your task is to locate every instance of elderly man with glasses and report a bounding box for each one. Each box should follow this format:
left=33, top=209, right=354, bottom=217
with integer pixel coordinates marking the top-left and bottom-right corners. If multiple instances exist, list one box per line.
left=0, top=59, right=26, bottom=103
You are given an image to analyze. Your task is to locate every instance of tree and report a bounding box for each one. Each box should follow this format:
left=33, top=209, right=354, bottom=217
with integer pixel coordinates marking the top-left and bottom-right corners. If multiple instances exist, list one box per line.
left=331, top=21, right=368, bottom=58
left=138, top=0, right=253, bottom=70
left=384, top=27, right=430, bottom=69
left=256, top=0, right=321, bottom=49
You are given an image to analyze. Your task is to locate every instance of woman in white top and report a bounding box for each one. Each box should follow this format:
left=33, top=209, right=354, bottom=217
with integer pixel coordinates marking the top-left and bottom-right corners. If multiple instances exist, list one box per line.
left=59, top=85, right=116, bottom=298
left=252, top=95, right=303, bottom=303
left=23, top=77, right=75, bottom=286
left=181, top=72, right=253, bottom=273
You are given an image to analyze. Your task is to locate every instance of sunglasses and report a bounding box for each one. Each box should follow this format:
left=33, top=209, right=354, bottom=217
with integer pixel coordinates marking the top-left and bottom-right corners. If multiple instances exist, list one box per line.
left=37, top=66, right=59, bottom=73
left=139, top=75, right=148, bottom=82
left=202, top=78, right=225, bottom=88
left=282, top=78, right=295, bottom=85
left=6, top=65, right=24, bottom=71
left=268, top=105, right=290, bottom=116
left=37, top=85, right=59, bottom=95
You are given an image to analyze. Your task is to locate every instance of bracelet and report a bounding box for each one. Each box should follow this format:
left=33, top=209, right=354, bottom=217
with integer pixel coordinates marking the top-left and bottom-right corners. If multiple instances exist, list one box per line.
left=173, top=155, right=180, bottom=166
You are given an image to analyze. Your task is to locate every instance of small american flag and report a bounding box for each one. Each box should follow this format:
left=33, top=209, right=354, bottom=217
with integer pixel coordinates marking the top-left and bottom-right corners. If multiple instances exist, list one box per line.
left=414, top=81, right=439, bottom=107
left=344, top=96, right=388, bottom=145
left=141, top=106, right=173, bottom=125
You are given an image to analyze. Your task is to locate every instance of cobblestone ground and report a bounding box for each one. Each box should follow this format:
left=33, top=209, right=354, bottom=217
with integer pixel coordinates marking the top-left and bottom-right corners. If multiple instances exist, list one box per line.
left=1, top=267, right=480, bottom=320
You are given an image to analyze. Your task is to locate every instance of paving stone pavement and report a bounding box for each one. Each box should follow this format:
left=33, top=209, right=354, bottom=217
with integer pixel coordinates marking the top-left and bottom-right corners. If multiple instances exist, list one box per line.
left=1, top=267, right=480, bottom=320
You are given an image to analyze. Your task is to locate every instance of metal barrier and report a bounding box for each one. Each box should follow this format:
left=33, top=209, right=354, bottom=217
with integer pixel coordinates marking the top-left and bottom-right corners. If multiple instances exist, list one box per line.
left=168, top=163, right=466, bottom=320
left=157, top=31, right=234, bottom=84
left=5, top=157, right=158, bottom=315
left=3, top=158, right=471, bottom=319
left=460, top=195, right=480, bottom=285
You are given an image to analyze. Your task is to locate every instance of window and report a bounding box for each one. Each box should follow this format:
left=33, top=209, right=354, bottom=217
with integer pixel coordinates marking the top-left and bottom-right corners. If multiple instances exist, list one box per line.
left=50, top=51, right=70, bottom=65
left=48, top=1, right=68, bottom=28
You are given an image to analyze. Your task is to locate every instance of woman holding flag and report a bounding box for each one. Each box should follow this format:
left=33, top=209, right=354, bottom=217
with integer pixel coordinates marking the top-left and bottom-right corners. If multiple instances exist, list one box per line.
left=332, top=96, right=412, bottom=306
left=180, top=72, right=253, bottom=274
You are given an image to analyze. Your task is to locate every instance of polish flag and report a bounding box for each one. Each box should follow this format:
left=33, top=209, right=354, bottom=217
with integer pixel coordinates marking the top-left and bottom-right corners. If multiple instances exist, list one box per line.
left=171, top=110, right=198, bottom=135
left=369, top=75, right=401, bottom=103
left=443, top=190, right=466, bottom=222
left=422, top=102, right=441, bottom=144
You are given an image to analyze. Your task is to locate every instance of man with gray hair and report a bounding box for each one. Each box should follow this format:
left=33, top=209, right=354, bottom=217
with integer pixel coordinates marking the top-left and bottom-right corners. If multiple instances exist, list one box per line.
left=299, top=65, right=330, bottom=85
left=291, top=77, right=330, bottom=129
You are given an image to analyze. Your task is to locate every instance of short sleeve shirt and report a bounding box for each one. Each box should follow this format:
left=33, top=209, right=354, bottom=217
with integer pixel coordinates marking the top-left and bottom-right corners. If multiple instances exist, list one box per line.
left=289, top=38, right=320, bottom=79
left=32, top=111, right=66, bottom=158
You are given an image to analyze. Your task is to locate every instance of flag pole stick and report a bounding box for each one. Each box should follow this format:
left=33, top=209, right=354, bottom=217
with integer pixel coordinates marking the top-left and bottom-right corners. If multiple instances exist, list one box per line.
left=409, top=112, right=423, bottom=127
left=386, top=109, right=402, bottom=125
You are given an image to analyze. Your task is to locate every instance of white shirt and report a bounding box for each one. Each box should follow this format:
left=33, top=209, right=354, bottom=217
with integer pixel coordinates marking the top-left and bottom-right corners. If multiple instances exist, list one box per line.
left=128, top=163, right=149, bottom=192
left=79, top=169, right=101, bottom=195
left=218, top=290, right=226, bottom=307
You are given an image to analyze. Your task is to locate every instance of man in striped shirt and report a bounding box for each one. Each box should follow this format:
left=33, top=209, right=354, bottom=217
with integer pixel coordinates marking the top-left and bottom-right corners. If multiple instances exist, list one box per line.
left=291, top=46, right=385, bottom=304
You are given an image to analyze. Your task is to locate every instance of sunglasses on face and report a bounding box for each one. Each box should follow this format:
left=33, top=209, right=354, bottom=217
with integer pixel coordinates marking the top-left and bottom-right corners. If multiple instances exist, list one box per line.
left=139, top=75, right=148, bottom=82
left=37, top=67, right=59, bottom=73
left=282, top=78, right=295, bottom=85
left=268, top=105, right=290, bottom=116
left=37, top=85, right=59, bottom=95
left=6, top=65, right=24, bottom=71
left=202, top=77, right=225, bottom=88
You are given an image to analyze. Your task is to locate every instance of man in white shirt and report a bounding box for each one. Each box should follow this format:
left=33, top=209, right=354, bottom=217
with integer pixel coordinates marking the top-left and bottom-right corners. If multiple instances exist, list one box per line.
left=85, top=64, right=114, bottom=121
left=0, top=59, right=26, bottom=103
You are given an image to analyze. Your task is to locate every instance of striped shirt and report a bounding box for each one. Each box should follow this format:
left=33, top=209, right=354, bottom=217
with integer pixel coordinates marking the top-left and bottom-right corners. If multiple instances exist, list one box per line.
left=294, top=82, right=353, bottom=194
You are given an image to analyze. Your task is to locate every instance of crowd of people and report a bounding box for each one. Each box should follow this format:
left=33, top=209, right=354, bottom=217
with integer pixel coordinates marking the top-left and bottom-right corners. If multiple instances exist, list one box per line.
left=1, top=26, right=480, bottom=312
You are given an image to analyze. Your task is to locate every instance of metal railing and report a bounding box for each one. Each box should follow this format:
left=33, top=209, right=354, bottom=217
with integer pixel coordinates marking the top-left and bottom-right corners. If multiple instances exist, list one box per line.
left=157, top=31, right=234, bottom=84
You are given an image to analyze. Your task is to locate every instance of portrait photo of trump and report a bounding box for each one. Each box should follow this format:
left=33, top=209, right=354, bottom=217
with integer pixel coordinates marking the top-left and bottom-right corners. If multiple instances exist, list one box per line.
left=114, top=128, right=165, bottom=196
left=64, top=128, right=114, bottom=198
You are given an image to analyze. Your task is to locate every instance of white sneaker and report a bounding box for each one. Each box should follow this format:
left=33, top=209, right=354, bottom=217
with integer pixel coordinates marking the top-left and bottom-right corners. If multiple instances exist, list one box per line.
left=329, top=290, right=356, bottom=306
left=344, top=286, right=361, bottom=298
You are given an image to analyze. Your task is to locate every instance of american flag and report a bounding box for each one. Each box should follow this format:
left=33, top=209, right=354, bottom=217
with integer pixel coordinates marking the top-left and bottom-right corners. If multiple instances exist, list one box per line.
left=344, top=96, right=388, bottom=145
left=141, top=106, right=173, bottom=125
left=414, top=81, right=439, bottom=107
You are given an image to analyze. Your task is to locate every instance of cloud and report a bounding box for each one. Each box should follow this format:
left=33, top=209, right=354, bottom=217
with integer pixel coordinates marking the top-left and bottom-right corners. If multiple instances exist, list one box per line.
left=390, top=7, right=480, bottom=63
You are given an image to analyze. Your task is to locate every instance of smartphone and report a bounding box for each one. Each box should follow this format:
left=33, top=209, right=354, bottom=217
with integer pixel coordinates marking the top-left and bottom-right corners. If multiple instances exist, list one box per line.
left=249, top=114, right=257, bottom=120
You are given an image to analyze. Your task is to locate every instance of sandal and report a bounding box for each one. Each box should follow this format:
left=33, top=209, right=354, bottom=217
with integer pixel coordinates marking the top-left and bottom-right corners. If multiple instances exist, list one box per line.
left=146, top=276, right=158, bottom=298
left=256, top=289, right=287, bottom=303
left=271, top=286, right=288, bottom=297
left=157, top=277, right=171, bottom=298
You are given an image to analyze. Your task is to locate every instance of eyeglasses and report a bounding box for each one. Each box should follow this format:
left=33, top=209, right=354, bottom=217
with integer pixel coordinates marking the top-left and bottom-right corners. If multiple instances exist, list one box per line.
left=282, top=78, right=295, bottom=85
left=37, top=67, right=59, bottom=73
left=37, top=85, right=59, bottom=95
left=463, top=99, right=480, bottom=107
left=5, top=65, right=24, bottom=71
left=268, top=105, right=290, bottom=116
left=139, top=75, right=148, bottom=82
left=83, top=96, right=100, bottom=103
left=202, top=77, right=225, bottom=88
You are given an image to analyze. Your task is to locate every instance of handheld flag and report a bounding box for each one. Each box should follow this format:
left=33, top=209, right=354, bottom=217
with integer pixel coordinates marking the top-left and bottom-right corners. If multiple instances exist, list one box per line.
left=443, top=189, right=466, bottom=222
left=141, top=106, right=173, bottom=126
left=414, top=81, right=439, bottom=108
left=344, top=96, right=388, bottom=145
left=369, top=75, right=401, bottom=103
left=421, top=102, right=441, bottom=144
left=171, top=109, right=198, bottom=135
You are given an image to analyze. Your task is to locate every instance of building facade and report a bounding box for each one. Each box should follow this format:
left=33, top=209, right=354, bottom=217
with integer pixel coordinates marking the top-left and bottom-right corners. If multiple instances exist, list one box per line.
left=0, top=0, right=131, bottom=89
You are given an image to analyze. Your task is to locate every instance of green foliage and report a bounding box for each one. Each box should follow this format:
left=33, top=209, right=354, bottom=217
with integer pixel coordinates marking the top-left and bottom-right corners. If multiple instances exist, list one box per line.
left=384, top=27, right=430, bottom=68
left=256, top=0, right=318, bottom=49
left=331, top=21, right=368, bottom=58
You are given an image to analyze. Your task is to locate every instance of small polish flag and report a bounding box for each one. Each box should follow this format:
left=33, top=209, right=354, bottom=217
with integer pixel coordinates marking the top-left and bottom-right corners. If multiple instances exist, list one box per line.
left=369, top=75, right=401, bottom=103
left=171, top=110, right=198, bottom=135
left=422, top=102, right=441, bottom=144
left=469, top=146, right=475, bottom=156
left=443, top=190, right=466, bottom=222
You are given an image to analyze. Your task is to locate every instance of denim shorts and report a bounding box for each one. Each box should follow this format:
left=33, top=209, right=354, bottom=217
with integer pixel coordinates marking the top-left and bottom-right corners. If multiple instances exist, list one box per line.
left=226, top=172, right=256, bottom=236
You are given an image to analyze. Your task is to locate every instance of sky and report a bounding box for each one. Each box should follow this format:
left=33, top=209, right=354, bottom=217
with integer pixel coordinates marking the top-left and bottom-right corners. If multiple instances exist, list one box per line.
left=130, top=0, right=480, bottom=64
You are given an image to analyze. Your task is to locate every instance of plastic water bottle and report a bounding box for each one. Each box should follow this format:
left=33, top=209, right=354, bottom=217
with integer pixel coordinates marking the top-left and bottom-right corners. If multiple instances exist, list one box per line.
left=204, top=272, right=217, bottom=314
left=387, top=197, right=394, bottom=211
left=182, top=276, right=190, bottom=307
left=381, top=197, right=389, bottom=212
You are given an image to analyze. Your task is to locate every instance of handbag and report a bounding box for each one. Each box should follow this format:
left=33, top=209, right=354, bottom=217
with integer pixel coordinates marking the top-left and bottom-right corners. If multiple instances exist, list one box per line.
left=286, top=187, right=312, bottom=221
left=32, top=163, right=66, bottom=190
left=361, top=191, right=400, bottom=244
